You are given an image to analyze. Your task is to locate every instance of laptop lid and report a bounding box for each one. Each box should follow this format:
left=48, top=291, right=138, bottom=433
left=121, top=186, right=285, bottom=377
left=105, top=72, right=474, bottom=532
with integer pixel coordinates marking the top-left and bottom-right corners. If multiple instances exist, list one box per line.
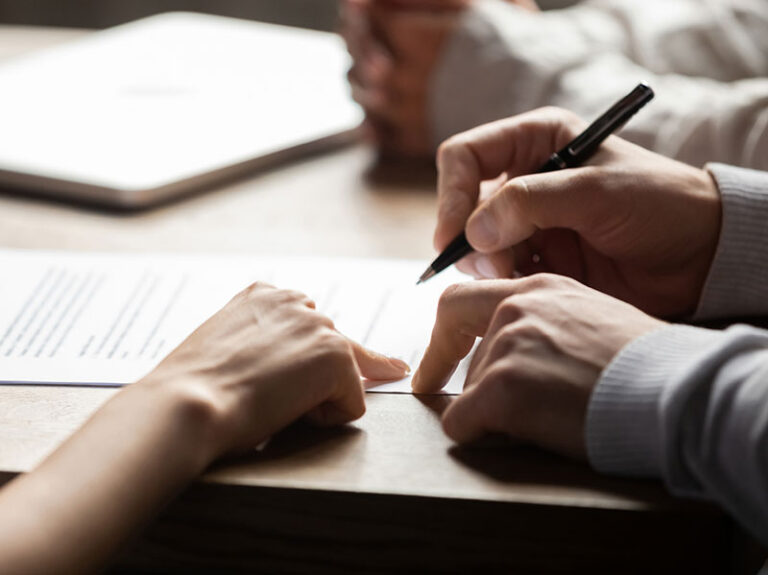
left=0, top=12, right=363, bottom=207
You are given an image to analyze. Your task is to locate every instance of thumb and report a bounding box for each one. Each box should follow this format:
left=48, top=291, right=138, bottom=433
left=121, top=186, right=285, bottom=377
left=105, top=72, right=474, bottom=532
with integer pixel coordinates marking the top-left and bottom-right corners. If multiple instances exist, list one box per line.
left=464, top=168, right=605, bottom=253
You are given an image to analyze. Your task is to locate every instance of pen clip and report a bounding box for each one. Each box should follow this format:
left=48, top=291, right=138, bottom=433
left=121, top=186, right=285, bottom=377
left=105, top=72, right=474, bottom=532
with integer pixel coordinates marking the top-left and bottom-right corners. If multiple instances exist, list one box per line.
left=568, top=83, right=654, bottom=157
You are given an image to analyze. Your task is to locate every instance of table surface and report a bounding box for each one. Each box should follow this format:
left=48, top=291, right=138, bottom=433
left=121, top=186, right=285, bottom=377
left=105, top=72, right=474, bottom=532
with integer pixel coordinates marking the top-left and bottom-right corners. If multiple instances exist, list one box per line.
left=0, top=25, right=751, bottom=574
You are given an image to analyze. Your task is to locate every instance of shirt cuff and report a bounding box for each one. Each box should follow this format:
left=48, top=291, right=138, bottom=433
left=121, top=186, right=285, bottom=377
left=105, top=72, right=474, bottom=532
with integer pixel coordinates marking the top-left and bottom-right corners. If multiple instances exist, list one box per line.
left=586, top=324, right=724, bottom=478
left=695, top=163, right=768, bottom=320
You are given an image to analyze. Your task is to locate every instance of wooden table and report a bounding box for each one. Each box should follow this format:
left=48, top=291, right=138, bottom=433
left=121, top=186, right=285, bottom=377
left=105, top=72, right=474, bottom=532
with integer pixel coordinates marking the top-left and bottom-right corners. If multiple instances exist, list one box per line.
left=0, top=26, right=758, bottom=574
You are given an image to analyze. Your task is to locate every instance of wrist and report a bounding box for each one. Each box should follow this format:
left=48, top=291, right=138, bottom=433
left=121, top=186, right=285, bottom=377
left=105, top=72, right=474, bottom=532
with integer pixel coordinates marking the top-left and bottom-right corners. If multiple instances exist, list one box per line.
left=122, top=374, right=225, bottom=476
left=686, top=168, right=722, bottom=312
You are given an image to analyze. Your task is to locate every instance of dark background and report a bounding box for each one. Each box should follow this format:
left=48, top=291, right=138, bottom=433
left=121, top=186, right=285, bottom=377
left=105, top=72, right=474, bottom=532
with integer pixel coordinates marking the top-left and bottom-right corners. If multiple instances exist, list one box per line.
left=0, top=0, right=577, bottom=31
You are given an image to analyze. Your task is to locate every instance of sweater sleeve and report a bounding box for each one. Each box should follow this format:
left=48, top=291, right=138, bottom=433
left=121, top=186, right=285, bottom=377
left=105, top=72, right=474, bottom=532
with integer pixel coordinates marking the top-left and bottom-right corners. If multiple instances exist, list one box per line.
left=695, top=164, right=768, bottom=320
left=587, top=323, right=768, bottom=546
left=429, top=0, right=768, bottom=170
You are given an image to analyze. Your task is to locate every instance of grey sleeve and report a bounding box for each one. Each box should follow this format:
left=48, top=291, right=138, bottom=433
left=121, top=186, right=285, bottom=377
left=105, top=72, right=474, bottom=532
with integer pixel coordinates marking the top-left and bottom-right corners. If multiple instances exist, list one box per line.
left=429, top=0, right=768, bottom=171
left=695, top=164, right=768, bottom=319
left=587, top=324, right=768, bottom=546
left=586, top=163, right=768, bottom=545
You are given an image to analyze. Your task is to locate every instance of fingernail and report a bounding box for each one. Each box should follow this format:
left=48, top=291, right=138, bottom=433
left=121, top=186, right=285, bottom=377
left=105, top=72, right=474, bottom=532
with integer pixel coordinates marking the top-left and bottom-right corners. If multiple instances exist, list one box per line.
left=410, top=369, right=421, bottom=390
left=467, top=210, right=498, bottom=249
left=390, top=357, right=411, bottom=374
left=475, top=256, right=497, bottom=279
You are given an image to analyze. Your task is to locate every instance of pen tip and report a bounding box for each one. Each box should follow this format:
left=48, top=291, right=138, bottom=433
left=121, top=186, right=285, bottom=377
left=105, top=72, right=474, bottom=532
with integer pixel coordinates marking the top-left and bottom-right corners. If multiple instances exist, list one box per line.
left=417, top=267, right=436, bottom=285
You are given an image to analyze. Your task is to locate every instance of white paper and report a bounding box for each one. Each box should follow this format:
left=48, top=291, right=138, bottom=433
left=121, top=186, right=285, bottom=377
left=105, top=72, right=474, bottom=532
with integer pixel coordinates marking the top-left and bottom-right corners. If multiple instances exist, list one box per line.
left=0, top=250, right=472, bottom=394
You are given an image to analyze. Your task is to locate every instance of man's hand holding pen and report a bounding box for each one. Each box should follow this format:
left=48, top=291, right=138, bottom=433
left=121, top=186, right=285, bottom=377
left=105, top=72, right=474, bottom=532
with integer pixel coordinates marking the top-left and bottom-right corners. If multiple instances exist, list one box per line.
left=413, top=102, right=725, bottom=454
left=432, top=106, right=721, bottom=319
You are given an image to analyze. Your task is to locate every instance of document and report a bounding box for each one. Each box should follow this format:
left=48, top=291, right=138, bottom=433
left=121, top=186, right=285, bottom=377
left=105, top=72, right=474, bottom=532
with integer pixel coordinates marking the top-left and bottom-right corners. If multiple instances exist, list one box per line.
left=0, top=250, right=472, bottom=394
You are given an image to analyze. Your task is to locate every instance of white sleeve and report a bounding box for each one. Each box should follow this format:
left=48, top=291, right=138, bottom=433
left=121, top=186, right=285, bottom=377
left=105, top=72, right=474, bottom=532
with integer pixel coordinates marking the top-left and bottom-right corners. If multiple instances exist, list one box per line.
left=578, top=0, right=768, bottom=80
left=429, top=0, right=768, bottom=170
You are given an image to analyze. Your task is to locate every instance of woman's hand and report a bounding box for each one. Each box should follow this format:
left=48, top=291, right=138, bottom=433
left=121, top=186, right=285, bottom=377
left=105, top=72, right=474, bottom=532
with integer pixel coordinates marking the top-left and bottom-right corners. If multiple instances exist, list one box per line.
left=138, top=282, right=409, bottom=460
left=435, top=107, right=722, bottom=318
left=412, top=275, right=664, bottom=458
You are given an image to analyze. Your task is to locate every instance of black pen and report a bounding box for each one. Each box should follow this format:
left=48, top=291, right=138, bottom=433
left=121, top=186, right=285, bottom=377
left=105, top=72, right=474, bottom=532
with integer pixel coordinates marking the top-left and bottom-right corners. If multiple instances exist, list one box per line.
left=417, top=82, right=655, bottom=284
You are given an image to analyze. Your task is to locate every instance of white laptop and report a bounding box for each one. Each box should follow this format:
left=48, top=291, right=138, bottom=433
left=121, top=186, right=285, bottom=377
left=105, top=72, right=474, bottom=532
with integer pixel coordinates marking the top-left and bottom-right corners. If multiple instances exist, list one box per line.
left=0, top=12, right=363, bottom=208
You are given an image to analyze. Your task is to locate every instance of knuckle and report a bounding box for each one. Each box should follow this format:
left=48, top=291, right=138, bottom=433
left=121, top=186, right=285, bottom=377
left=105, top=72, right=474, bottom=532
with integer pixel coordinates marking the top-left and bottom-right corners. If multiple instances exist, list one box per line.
left=519, top=274, right=549, bottom=290
left=437, top=282, right=465, bottom=315
left=491, top=324, right=523, bottom=355
left=501, top=177, right=531, bottom=206
left=495, top=295, right=524, bottom=323
left=490, top=319, right=544, bottom=357
left=532, top=106, right=586, bottom=144
left=315, top=329, right=353, bottom=364
left=283, top=290, right=314, bottom=305
left=526, top=272, right=579, bottom=291
left=312, top=312, right=336, bottom=330
left=280, top=288, right=310, bottom=303
left=542, top=106, right=585, bottom=131
left=235, top=282, right=275, bottom=307
left=480, top=360, right=534, bottom=408
left=508, top=320, right=544, bottom=344
left=517, top=272, right=564, bottom=291
left=241, top=281, right=273, bottom=298
left=479, top=362, right=518, bottom=397
left=436, top=135, right=467, bottom=168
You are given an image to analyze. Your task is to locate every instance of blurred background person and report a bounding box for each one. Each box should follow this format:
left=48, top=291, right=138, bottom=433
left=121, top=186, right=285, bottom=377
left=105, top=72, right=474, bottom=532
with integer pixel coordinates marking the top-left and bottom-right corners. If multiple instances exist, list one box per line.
left=341, top=0, right=768, bottom=170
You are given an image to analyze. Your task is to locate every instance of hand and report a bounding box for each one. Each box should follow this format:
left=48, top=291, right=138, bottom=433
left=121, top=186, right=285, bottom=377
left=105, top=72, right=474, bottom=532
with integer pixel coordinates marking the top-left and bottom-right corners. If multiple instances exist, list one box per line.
left=434, top=107, right=722, bottom=318
left=411, top=275, right=665, bottom=458
left=0, top=284, right=408, bottom=574
left=340, top=0, right=538, bottom=157
left=137, top=282, right=409, bottom=459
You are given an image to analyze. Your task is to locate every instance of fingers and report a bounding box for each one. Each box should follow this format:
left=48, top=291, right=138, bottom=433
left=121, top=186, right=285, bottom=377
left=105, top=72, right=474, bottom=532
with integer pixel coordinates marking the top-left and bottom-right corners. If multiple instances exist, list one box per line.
left=350, top=76, right=426, bottom=137
left=306, top=345, right=367, bottom=427
left=306, top=335, right=409, bottom=427
left=348, top=337, right=410, bottom=380
left=411, top=280, right=523, bottom=393
left=434, top=108, right=584, bottom=251
left=441, top=380, right=504, bottom=444
left=342, top=0, right=459, bottom=157
left=367, top=6, right=459, bottom=64
left=465, top=168, right=604, bottom=254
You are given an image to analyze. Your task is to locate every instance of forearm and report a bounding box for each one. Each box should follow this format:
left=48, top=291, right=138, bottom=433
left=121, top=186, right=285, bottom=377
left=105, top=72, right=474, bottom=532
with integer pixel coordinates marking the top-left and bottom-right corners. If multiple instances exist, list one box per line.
left=0, top=381, right=216, bottom=573
left=430, top=0, right=768, bottom=167
left=588, top=324, right=768, bottom=545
